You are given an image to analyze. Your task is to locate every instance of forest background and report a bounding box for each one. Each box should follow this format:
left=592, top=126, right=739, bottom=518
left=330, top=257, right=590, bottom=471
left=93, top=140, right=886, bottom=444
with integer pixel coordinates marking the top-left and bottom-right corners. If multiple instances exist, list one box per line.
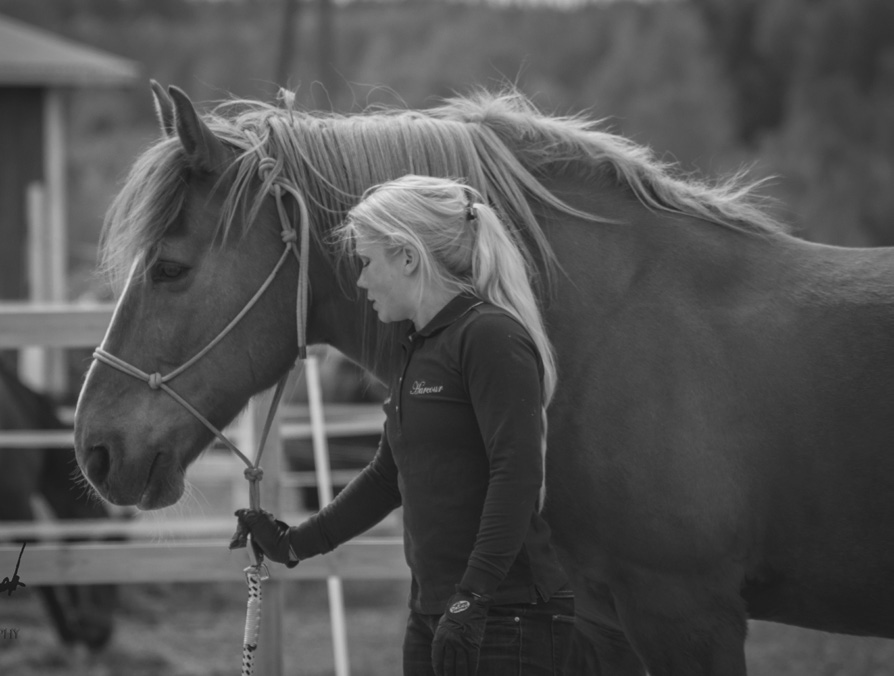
left=0, top=0, right=892, bottom=296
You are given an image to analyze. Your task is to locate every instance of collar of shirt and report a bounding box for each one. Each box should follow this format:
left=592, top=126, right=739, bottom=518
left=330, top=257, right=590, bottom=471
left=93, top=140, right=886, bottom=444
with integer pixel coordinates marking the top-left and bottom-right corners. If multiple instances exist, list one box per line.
left=403, top=292, right=483, bottom=346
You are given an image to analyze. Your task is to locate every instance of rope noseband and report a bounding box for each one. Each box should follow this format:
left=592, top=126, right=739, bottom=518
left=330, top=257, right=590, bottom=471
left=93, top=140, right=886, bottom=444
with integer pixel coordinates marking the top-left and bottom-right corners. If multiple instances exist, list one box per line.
left=92, top=153, right=311, bottom=676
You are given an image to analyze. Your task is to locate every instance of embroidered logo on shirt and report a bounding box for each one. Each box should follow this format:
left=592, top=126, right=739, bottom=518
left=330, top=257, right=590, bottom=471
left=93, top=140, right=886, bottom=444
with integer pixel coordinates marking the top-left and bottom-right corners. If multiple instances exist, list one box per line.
left=409, top=380, right=444, bottom=396
left=449, top=600, right=470, bottom=614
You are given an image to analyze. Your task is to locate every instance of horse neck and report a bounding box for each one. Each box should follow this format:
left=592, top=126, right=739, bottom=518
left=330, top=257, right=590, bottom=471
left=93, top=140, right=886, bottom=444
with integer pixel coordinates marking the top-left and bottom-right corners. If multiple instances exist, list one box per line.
left=538, top=169, right=784, bottom=319
left=304, top=244, right=401, bottom=381
left=302, top=168, right=781, bottom=380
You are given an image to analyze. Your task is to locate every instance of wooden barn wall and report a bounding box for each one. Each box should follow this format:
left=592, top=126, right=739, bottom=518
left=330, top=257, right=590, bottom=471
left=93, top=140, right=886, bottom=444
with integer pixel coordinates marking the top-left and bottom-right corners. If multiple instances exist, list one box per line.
left=0, top=87, right=43, bottom=301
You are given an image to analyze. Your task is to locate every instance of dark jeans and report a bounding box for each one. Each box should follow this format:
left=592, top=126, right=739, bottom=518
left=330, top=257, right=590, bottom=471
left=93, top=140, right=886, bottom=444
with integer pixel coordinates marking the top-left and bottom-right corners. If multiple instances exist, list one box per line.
left=403, top=592, right=575, bottom=676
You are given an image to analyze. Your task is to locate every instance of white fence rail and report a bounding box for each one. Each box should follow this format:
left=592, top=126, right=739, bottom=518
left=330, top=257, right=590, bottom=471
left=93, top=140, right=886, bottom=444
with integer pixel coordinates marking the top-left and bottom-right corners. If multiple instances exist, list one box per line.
left=0, top=538, right=406, bottom=585
left=0, top=302, right=405, bottom=676
left=0, top=302, right=113, bottom=347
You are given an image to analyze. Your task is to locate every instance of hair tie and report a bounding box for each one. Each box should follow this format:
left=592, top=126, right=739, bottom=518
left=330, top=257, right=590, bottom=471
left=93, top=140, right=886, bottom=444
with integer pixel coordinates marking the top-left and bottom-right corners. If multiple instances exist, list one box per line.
left=462, top=188, right=478, bottom=222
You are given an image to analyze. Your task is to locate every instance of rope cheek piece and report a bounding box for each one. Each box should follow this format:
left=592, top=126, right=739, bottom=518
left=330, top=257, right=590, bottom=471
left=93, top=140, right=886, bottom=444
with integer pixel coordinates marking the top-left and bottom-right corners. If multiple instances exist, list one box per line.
left=91, top=152, right=311, bottom=676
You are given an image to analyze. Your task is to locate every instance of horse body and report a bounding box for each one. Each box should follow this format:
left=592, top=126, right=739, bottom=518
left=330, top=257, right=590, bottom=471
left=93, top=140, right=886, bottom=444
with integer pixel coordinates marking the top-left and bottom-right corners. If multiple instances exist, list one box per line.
left=73, top=84, right=894, bottom=674
left=534, top=177, right=894, bottom=664
left=0, top=361, right=116, bottom=651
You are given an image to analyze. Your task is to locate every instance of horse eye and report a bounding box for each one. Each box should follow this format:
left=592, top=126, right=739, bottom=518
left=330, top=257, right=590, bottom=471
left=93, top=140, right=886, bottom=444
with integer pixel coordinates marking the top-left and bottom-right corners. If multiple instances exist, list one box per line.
left=151, top=261, right=188, bottom=283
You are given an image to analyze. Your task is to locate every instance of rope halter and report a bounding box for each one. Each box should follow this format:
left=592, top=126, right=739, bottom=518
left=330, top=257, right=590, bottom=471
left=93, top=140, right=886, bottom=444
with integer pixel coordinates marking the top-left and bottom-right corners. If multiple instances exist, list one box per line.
left=93, top=138, right=315, bottom=676
left=92, top=152, right=311, bottom=503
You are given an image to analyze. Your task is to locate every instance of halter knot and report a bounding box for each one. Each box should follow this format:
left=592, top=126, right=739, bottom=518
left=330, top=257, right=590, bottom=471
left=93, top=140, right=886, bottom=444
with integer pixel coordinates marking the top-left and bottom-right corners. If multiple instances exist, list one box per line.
left=257, top=157, right=278, bottom=181
left=244, top=467, right=264, bottom=482
left=281, top=229, right=298, bottom=244
left=147, top=372, right=163, bottom=390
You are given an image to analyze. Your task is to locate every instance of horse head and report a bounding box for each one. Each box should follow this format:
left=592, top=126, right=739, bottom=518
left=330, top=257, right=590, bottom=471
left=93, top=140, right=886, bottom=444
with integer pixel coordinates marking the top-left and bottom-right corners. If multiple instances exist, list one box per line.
left=78, top=79, right=742, bottom=510
left=74, top=84, right=304, bottom=509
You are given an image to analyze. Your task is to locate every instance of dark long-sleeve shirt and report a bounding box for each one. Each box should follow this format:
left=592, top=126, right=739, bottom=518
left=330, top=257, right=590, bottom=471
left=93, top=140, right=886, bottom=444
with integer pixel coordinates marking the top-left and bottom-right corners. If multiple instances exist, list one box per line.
left=290, top=293, right=568, bottom=613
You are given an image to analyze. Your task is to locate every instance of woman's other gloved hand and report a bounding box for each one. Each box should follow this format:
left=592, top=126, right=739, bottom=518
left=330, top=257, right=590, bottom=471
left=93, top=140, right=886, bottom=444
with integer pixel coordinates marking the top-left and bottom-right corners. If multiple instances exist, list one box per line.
left=431, top=587, right=492, bottom=676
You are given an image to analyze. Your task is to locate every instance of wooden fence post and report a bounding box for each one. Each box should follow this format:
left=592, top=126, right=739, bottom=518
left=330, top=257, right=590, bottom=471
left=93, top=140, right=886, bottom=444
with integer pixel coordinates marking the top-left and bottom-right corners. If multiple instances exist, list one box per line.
left=252, top=388, right=285, bottom=676
left=21, top=182, right=55, bottom=391
left=306, top=355, right=351, bottom=676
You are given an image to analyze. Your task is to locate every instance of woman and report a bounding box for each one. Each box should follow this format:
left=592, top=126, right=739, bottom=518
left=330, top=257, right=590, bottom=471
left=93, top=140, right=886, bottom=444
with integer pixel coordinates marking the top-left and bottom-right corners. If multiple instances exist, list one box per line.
left=234, top=175, right=574, bottom=675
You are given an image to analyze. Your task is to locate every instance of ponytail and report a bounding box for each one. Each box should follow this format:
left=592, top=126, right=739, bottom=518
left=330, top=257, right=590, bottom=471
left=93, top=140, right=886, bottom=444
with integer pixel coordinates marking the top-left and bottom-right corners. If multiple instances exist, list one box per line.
left=468, top=201, right=557, bottom=405
left=468, top=201, right=556, bottom=506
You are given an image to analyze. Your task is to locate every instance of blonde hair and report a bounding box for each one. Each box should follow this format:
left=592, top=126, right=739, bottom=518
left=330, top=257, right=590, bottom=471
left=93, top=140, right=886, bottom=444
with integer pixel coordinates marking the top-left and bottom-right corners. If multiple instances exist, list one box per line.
left=336, top=175, right=557, bottom=407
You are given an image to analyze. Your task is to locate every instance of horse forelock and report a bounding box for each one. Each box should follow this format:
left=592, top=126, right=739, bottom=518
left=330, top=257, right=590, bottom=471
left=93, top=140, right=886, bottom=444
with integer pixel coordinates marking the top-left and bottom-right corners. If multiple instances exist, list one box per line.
left=100, top=136, right=190, bottom=293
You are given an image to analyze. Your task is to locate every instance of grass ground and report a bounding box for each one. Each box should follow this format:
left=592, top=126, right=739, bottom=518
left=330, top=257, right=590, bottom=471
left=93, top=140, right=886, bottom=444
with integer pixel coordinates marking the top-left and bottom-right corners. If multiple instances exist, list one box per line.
left=0, top=580, right=407, bottom=676
left=1, top=578, right=893, bottom=675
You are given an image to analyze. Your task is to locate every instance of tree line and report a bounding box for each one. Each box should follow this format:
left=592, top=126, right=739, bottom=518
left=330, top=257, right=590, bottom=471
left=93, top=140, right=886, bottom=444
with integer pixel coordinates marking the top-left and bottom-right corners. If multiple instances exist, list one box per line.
left=0, top=0, right=891, bottom=256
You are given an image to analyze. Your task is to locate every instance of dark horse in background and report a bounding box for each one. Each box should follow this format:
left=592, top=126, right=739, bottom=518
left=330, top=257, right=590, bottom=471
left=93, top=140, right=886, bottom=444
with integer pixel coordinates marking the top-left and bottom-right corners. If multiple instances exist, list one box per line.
left=0, top=359, right=116, bottom=651
left=72, top=82, right=894, bottom=675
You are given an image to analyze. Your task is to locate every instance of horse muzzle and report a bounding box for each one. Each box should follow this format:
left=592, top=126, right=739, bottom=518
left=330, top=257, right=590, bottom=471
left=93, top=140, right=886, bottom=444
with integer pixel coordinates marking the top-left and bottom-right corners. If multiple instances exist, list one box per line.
left=75, top=423, right=187, bottom=509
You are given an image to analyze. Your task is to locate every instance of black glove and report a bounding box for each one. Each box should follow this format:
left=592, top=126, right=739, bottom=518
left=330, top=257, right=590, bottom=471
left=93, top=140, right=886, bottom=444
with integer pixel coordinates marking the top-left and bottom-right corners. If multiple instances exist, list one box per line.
left=230, top=509, right=300, bottom=568
left=431, top=588, right=492, bottom=676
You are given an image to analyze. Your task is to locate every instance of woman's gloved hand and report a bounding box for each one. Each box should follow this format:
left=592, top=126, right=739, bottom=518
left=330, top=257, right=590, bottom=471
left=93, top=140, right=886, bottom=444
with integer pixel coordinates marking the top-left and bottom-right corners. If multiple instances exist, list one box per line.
left=230, top=508, right=300, bottom=568
left=431, top=588, right=492, bottom=676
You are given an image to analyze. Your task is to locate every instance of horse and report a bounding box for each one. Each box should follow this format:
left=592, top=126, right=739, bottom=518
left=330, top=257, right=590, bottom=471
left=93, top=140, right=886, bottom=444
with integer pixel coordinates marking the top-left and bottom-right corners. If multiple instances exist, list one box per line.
left=0, top=359, right=117, bottom=651
left=71, top=81, right=894, bottom=675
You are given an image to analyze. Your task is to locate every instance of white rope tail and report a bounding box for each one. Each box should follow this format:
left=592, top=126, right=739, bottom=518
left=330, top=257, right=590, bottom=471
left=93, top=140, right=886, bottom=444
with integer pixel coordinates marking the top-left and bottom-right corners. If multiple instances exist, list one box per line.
left=242, top=561, right=268, bottom=676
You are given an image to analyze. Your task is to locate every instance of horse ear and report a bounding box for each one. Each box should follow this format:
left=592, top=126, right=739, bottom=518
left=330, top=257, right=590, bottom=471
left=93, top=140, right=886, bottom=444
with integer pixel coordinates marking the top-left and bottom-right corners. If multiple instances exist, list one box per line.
left=150, top=80, right=175, bottom=137
left=167, top=85, right=230, bottom=173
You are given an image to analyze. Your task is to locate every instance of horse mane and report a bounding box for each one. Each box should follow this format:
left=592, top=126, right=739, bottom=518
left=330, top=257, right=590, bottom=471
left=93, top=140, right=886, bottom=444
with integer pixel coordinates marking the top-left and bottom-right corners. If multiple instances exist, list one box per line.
left=101, top=87, right=784, bottom=291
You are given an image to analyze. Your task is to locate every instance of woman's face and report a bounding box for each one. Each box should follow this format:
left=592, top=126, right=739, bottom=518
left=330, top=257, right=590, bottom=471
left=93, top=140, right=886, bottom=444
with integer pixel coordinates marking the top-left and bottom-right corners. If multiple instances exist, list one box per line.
left=354, top=237, right=416, bottom=324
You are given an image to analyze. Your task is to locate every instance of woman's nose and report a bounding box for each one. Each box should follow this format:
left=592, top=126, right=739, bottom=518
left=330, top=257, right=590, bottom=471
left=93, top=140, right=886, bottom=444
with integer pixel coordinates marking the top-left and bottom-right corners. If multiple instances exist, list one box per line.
left=356, top=271, right=367, bottom=289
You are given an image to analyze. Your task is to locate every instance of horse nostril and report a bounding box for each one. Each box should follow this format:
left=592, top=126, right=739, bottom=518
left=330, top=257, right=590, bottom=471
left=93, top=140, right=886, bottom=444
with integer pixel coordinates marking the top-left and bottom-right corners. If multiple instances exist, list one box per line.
left=84, top=445, right=111, bottom=492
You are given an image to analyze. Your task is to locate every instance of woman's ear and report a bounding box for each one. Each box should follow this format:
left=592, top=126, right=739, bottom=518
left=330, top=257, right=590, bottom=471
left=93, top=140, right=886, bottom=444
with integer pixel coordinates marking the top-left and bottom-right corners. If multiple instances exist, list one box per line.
left=402, top=246, right=420, bottom=275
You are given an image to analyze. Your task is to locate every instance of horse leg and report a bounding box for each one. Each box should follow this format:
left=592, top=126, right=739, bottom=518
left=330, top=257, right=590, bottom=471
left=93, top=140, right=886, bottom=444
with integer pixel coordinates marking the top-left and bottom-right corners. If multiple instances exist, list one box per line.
left=568, top=615, right=648, bottom=676
left=612, top=567, right=747, bottom=676
left=38, top=450, right=117, bottom=651
left=566, top=577, right=648, bottom=675
left=0, top=479, right=80, bottom=647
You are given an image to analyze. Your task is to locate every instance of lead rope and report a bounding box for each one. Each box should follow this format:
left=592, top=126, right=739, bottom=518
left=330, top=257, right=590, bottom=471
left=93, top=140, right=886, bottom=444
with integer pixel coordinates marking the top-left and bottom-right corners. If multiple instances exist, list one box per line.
left=241, top=156, right=310, bottom=676
left=241, top=372, right=288, bottom=676
left=91, top=151, right=311, bottom=676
